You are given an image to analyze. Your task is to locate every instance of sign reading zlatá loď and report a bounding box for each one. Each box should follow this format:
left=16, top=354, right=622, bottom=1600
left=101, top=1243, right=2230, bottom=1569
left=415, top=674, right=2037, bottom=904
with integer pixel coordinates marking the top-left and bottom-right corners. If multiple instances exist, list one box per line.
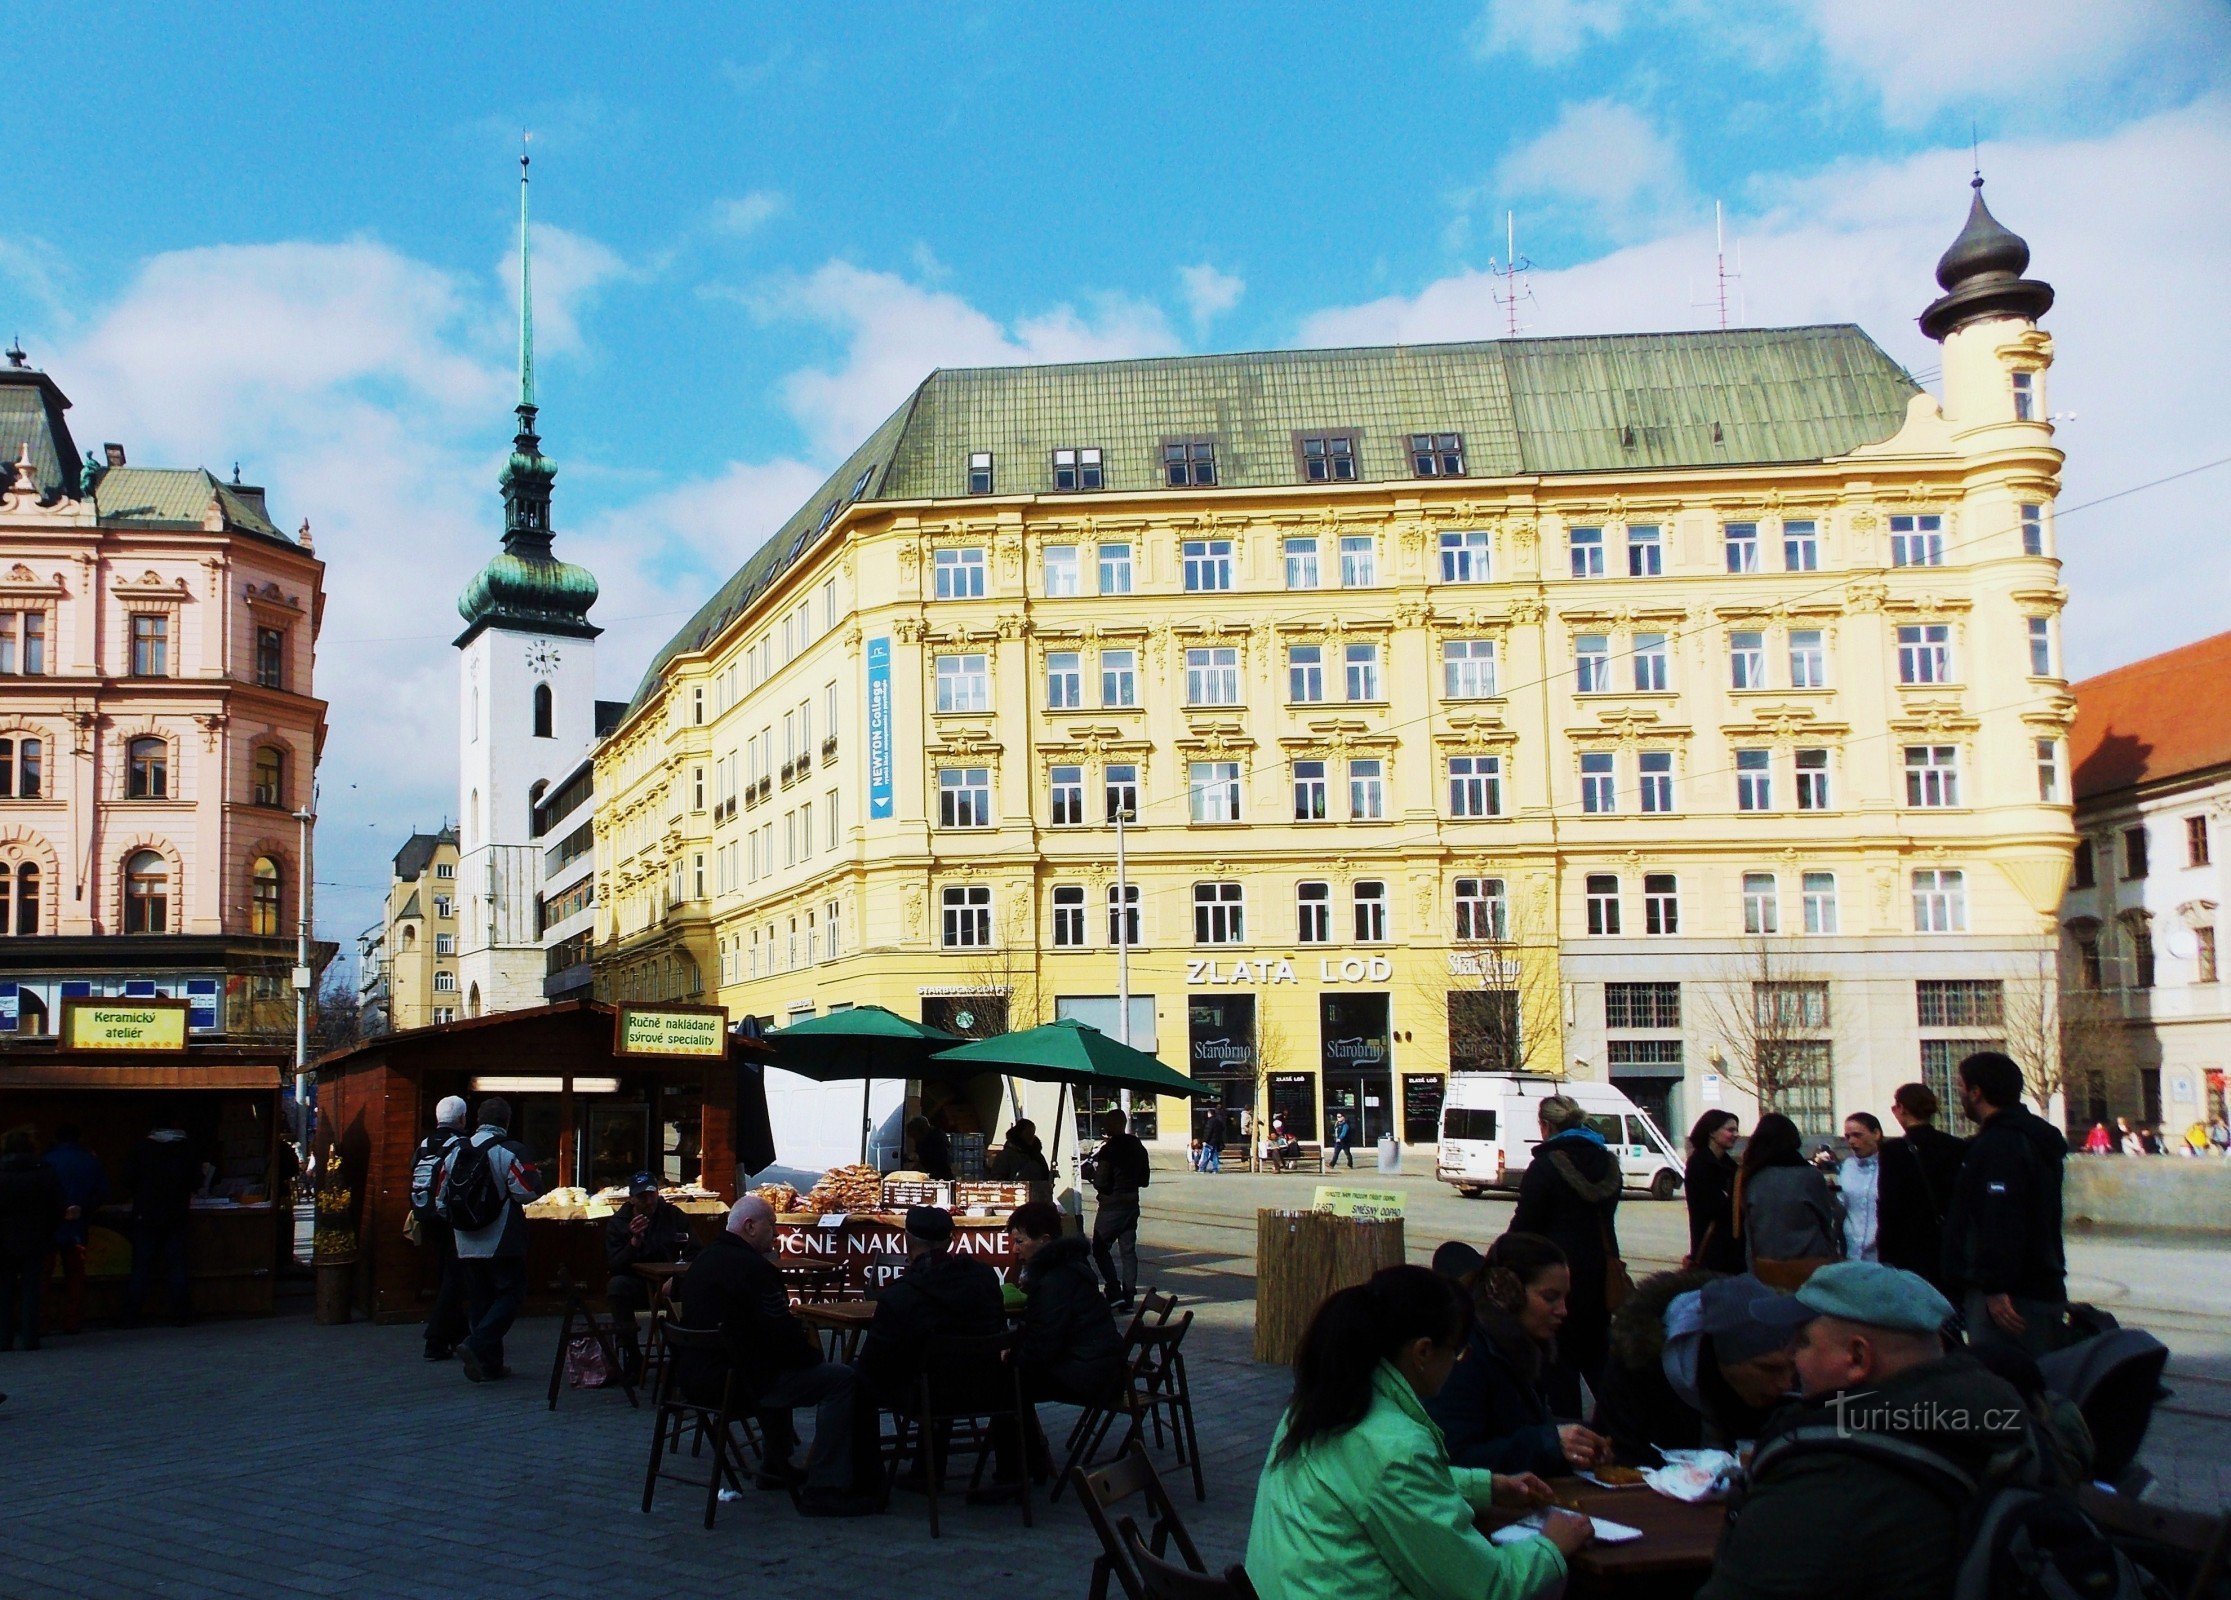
left=614, top=1004, right=730, bottom=1058
left=62, top=997, right=190, bottom=1052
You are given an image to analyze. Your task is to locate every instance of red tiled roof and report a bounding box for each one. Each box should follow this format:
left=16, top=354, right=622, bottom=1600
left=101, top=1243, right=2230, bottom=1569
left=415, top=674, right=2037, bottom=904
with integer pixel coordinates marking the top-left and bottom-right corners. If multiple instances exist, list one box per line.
left=2070, top=630, right=2231, bottom=802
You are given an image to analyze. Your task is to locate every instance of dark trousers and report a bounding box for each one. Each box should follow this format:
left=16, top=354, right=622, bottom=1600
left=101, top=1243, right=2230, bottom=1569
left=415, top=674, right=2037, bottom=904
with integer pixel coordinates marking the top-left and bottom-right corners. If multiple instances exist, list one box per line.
left=1329, top=1139, right=1356, bottom=1168
left=424, top=1226, right=468, bottom=1354
left=0, top=1250, right=45, bottom=1348
left=1092, top=1196, right=1140, bottom=1298
left=125, top=1221, right=191, bottom=1322
left=462, top=1256, right=528, bottom=1370
left=606, top=1273, right=651, bottom=1356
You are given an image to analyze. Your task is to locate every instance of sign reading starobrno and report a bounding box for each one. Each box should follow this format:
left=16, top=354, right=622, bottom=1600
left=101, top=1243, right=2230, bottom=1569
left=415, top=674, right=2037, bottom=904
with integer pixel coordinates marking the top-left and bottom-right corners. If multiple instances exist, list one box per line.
left=615, top=1005, right=729, bottom=1058
left=63, top=998, right=190, bottom=1052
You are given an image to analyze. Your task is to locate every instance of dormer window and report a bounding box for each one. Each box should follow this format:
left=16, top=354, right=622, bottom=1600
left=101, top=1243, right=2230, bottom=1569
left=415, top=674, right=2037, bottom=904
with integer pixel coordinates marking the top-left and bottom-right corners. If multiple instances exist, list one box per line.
left=1297, top=433, right=1358, bottom=482
left=967, top=452, right=994, bottom=494
left=1410, top=433, right=1465, bottom=477
left=1163, top=438, right=1216, bottom=487
left=1052, top=447, right=1103, bottom=491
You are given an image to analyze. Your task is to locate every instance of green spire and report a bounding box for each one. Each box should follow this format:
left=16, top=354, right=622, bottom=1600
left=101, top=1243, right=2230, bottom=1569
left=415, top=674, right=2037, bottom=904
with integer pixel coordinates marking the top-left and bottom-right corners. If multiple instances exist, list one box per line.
left=517, top=147, right=535, bottom=411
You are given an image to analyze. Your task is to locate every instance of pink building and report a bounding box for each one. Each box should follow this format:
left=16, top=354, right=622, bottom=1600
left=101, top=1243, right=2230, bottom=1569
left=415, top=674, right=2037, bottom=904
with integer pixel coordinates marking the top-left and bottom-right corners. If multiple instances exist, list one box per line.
left=0, top=346, right=328, bottom=1036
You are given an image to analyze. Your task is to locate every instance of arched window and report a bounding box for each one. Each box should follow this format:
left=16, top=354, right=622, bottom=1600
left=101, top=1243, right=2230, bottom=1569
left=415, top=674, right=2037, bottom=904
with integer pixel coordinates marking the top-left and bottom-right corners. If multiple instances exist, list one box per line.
left=14, top=862, right=37, bottom=936
left=253, top=746, right=287, bottom=808
left=250, top=856, right=282, bottom=936
left=125, top=850, right=168, bottom=933
left=0, top=737, right=42, bottom=798
left=401, top=924, right=417, bottom=950
left=533, top=682, right=553, bottom=739
left=467, top=982, right=481, bottom=1018
left=127, top=736, right=168, bottom=799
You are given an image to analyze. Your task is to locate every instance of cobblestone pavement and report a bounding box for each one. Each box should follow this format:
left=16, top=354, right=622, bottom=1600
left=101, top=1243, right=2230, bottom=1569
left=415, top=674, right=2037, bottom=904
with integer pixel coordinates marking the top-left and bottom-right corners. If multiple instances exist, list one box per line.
left=2, top=1168, right=2223, bottom=1599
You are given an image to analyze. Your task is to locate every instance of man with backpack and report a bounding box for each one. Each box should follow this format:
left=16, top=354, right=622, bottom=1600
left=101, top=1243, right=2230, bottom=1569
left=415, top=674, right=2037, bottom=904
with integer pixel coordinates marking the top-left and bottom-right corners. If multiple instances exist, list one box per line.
left=1702, top=1261, right=2032, bottom=1600
left=408, top=1096, right=471, bottom=1361
left=1081, top=1107, right=1149, bottom=1312
left=1943, top=1052, right=2068, bottom=1360
left=438, top=1097, right=542, bottom=1383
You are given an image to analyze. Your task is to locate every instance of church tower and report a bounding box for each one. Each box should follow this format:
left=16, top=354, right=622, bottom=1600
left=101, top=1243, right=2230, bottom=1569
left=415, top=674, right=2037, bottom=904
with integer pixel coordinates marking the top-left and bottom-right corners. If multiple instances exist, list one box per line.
left=454, top=153, right=600, bottom=1017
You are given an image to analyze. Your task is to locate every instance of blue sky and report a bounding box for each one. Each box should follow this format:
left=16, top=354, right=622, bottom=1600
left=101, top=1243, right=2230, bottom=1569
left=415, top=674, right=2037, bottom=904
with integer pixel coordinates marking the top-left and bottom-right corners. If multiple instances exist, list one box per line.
left=5, top=1, right=2227, bottom=946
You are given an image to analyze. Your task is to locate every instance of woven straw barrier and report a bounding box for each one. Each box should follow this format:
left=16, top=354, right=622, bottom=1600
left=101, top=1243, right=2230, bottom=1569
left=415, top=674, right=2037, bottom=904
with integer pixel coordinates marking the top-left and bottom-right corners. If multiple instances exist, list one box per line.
left=1253, top=1208, right=1407, bottom=1365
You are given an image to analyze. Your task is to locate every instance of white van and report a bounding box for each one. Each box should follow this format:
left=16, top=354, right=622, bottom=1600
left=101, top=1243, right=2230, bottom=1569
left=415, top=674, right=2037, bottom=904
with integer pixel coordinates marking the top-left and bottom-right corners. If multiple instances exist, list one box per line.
left=1436, top=1073, right=1685, bottom=1200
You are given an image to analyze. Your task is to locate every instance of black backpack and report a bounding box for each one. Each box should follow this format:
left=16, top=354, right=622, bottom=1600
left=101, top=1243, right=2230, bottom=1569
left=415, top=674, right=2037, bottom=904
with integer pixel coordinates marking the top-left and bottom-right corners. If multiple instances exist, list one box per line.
left=1745, top=1424, right=2165, bottom=1600
left=409, top=1130, right=461, bottom=1227
left=440, top=1133, right=510, bottom=1233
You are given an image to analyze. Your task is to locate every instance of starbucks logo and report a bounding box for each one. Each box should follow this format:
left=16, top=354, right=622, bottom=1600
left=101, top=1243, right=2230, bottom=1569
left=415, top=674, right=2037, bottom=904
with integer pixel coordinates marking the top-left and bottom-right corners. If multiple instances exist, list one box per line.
left=955, top=1009, right=977, bottom=1031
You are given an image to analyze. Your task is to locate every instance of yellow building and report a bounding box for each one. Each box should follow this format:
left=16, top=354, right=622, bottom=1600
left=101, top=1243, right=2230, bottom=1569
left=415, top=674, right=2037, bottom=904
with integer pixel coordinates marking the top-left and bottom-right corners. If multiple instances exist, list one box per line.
left=372, top=828, right=462, bottom=1031
left=596, top=182, right=2073, bottom=1152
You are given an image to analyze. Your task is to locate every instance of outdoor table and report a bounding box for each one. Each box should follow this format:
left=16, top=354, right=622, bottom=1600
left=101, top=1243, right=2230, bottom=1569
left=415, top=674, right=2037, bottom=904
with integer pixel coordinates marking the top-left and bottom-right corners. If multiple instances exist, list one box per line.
left=1483, top=1479, right=1723, bottom=1600
left=632, top=1260, right=686, bottom=1299
left=796, top=1299, right=879, bottom=1363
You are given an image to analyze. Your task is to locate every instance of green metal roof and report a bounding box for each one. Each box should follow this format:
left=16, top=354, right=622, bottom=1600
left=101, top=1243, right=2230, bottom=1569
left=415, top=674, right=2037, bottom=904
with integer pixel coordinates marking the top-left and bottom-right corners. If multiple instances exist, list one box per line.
left=91, top=466, right=286, bottom=539
left=627, top=325, right=1919, bottom=712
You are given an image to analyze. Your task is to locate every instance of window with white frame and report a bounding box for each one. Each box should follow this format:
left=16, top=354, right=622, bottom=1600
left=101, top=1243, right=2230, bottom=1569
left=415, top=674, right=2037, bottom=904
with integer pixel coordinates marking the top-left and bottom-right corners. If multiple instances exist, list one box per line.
left=1443, top=638, right=1498, bottom=699
left=1288, top=644, right=1324, bottom=703
left=1448, top=755, right=1501, bottom=818
left=1743, top=871, right=1779, bottom=935
left=1440, top=530, right=1491, bottom=583
left=1043, top=544, right=1081, bottom=596
left=1455, top=877, right=1507, bottom=942
left=1796, top=748, right=1830, bottom=810
left=435, top=933, right=456, bottom=956
left=1627, top=524, right=1662, bottom=577
left=1632, top=633, right=1669, bottom=691
left=2012, top=370, right=2037, bottom=421
left=967, top=452, right=994, bottom=494
left=2028, top=616, right=2054, bottom=676
left=1052, top=885, right=1087, bottom=947
left=1802, top=871, right=1838, bottom=934
left=1890, top=514, right=1944, bottom=567
left=1053, top=447, right=1103, bottom=491
left=937, top=767, right=991, bottom=827
left=1905, top=745, right=1960, bottom=808
left=935, top=653, right=989, bottom=713
left=1105, top=764, right=1138, bottom=822
left=1897, top=624, right=1952, bottom=685
left=1293, top=759, right=1328, bottom=821
left=1912, top=869, right=1966, bottom=933
left=1182, top=539, right=1233, bottom=592
left=1789, top=629, right=1826, bottom=688
left=933, top=546, right=987, bottom=599
left=1297, top=881, right=1331, bottom=943
left=1725, top=523, right=1759, bottom=574
left=1193, top=881, right=1244, bottom=944
left=1639, top=750, right=1674, bottom=814
left=1348, top=759, right=1385, bottom=820
left=942, top=885, right=992, bottom=947
left=1340, top=536, right=1377, bottom=588
left=1570, top=525, right=1604, bottom=577
left=1108, top=882, right=1141, bottom=946
left=0, top=611, right=47, bottom=676
left=1353, top=881, right=1388, bottom=942
left=1783, top=521, right=1819, bottom=571
left=1581, top=752, right=1616, bottom=814
left=1586, top=874, right=1621, bottom=935
left=1190, top=761, right=1241, bottom=823
left=2036, top=738, right=2062, bottom=803
left=1729, top=631, right=1766, bottom=690
left=1736, top=748, right=1773, bottom=812
left=1300, top=433, right=1358, bottom=481
left=1344, top=642, right=1381, bottom=701
left=1049, top=765, right=1085, bottom=826
left=1099, top=649, right=1137, bottom=707
left=1098, top=543, right=1133, bottom=594
left=1644, top=873, right=1680, bottom=935
left=2020, top=504, right=2045, bottom=557
left=1045, top=651, right=1084, bottom=710
left=1575, top=633, right=1611, bottom=693
left=1410, top=433, right=1466, bottom=476
left=1284, top=537, right=1320, bottom=589
left=434, top=970, right=457, bottom=992
left=1186, top=646, right=1241, bottom=705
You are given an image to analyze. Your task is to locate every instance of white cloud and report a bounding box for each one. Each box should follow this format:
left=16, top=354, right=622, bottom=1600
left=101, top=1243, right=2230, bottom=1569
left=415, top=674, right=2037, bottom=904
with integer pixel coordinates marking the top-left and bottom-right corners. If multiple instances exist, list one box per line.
left=1492, top=99, right=1687, bottom=231
left=769, top=262, right=1180, bottom=457
left=497, top=223, right=628, bottom=360
left=1178, top=263, right=1245, bottom=331
left=1301, top=96, right=2231, bottom=678
left=1467, top=0, right=1632, bottom=63
left=710, top=191, right=787, bottom=238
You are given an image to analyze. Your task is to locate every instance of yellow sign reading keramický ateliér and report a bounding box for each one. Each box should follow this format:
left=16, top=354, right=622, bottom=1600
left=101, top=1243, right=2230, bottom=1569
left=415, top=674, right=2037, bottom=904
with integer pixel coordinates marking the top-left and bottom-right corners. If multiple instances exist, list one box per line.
left=62, top=998, right=190, bottom=1052
left=615, top=1005, right=729, bottom=1058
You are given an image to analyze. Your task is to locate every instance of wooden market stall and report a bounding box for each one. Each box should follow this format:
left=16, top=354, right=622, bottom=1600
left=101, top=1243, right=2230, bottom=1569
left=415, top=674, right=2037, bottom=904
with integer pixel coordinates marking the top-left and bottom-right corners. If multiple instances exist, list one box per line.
left=313, top=999, right=763, bottom=1323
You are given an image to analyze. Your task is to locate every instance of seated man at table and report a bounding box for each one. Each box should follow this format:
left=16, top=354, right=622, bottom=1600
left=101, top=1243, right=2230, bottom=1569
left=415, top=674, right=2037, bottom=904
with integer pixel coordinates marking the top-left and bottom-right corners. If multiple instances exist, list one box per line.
left=1700, top=1262, right=2031, bottom=1600
left=676, top=1195, right=880, bottom=1518
left=856, top=1205, right=1005, bottom=1409
left=604, top=1172, right=693, bottom=1384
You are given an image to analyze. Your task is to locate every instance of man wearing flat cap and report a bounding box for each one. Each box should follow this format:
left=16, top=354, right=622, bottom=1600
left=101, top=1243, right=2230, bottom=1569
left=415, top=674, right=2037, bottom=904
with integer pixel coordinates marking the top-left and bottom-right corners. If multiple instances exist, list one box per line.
left=855, top=1206, right=1006, bottom=1410
left=1700, top=1262, right=2033, bottom=1600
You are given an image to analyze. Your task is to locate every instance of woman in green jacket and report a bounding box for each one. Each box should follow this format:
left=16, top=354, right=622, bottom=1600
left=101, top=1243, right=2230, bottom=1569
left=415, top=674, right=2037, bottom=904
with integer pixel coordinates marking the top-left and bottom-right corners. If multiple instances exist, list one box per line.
left=1246, top=1265, right=1593, bottom=1600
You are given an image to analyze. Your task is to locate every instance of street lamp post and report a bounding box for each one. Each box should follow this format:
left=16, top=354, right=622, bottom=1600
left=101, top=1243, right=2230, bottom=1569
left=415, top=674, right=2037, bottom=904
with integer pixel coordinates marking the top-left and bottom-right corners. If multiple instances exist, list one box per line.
left=292, top=795, right=318, bottom=1154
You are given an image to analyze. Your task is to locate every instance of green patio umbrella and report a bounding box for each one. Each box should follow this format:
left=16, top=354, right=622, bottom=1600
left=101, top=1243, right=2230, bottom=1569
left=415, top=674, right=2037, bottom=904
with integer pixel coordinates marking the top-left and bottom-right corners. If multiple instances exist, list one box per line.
left=764, top=1005, right=965, bottom=1161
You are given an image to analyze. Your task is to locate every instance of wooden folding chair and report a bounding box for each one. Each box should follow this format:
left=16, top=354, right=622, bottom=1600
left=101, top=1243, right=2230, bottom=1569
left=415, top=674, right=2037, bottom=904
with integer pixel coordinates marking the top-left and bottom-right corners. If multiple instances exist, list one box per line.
left=1118, top=1517, right=1258, bottom=1599
left=1073, top=1443, right=1208, bottom=1600
left=884, top=1331, right=1036, bottom=1539
left=639, top=1324, right=765, bottom=1530
left=1057, top=1310, right=1205, bottom=1502
left=2079, top=1485, right=2231, bottom=1600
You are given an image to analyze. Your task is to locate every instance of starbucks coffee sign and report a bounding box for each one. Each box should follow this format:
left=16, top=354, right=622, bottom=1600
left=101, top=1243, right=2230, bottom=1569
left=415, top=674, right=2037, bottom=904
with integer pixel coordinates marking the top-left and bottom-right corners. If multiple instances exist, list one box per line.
left=1184, top=956, right=1392, bottom=987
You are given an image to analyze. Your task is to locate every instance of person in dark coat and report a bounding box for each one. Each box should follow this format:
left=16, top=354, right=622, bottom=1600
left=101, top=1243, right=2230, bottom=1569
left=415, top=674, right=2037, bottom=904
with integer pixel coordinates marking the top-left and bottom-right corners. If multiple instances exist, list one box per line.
left=1734, top=1113, right=1839, bottom=1288
left=0, top=1130, right=65, bottom=1351
left=1683, top=1110, right=1746, bottom=1274
left=998, top=1200, right=1124, bottom=1484
left=604, top=1172, right=694, bottom=1381
left=1200, top=1109, right=1229, bottom=1174
left=40, top=1123, right=108, bottom=1338
left=1425, top=1233, right=1611, bottom=1476
left=1507, top=1095, right=1622, bottom=1407
left=411, top=1095, right=470, bottom=1360
left=989, top=1120, right=1052, bottom=1183
left=1876, top=1082, right=1966, bottom=1293
left=123, top=1105, right=205, bottom=1325
left=1943, top=1051, right=2067, bottom=1358
left=1592, top=1270, right=1794, bottom=1466
left=855, top=1206, right=1007, bottom=1407
left=906, top=1116, right=955, bottom=1181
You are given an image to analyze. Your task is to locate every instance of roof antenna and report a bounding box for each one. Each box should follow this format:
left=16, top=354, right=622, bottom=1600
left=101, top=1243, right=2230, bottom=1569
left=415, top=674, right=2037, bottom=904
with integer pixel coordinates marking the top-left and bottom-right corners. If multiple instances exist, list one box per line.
left=1693, top=201, right=1744, bottom=330
left=1490, top=212, right=1534, bottom=338
left=1971, top=118, right=1981, bottom=182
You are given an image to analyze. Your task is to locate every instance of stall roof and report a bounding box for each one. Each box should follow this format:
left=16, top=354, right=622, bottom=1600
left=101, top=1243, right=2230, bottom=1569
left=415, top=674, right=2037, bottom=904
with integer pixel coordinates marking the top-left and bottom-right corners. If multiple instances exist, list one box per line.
left=0, top=1060, right=285, bottom=1090
left=316, top=998, right=770, bottom=1079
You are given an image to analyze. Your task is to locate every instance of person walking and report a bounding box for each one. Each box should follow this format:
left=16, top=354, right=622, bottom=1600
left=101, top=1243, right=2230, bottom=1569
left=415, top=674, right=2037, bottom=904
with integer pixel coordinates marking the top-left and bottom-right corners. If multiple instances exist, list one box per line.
left=408, top=1095, right=470, bottom=1361
left=1943, top=1050, right=2068, bottom=1359
left=0, top=1130, right=64, bottom=1351
left=1682, top=1110, right=1745, bottom=1274
left=40, top=1124, right=108, bottom=1337
left=1083, top=1107, right=1150, bottom=1311
left=1838, top=1113, right=1884, bottom=1262
left=1201, top=1107, right=1228, bottom=1174
left=1733, top=1113, right=1839, bottom=1289
left=122, top=1105, right=204, bottom=1325
left=1876, top=1082, right=1965, bottom=1292
left=441, top=1097, right=542, bottom=1383
left=1507, top=1095, right=1622, bottom=1409
left=1328, top=1110, right=1357, bottom=1169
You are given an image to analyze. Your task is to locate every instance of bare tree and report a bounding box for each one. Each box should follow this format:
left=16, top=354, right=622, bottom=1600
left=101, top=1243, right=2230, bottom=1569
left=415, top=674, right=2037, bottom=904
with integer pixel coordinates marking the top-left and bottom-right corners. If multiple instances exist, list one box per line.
left=311, top=968, right=365, bottom=1057
left=1704, top=940, right=1835, bottom=1132
left=1423, top=884, right=1563, bottom=1077
left=2001, top=944, right=2137, bottom=1131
